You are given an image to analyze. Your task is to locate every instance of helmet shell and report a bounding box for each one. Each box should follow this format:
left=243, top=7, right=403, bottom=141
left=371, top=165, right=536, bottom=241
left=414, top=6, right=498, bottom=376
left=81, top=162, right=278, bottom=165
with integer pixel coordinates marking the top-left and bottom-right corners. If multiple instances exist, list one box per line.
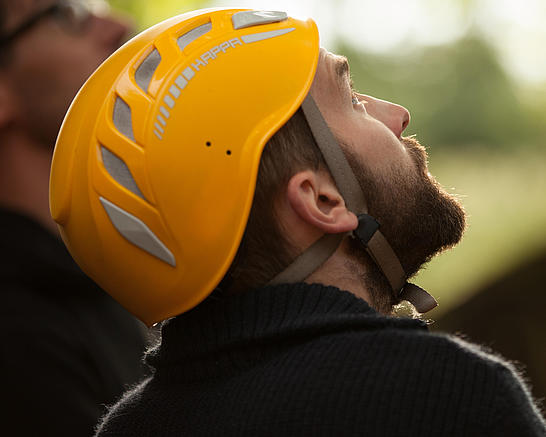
left=50, top=8, right=319, bottom=325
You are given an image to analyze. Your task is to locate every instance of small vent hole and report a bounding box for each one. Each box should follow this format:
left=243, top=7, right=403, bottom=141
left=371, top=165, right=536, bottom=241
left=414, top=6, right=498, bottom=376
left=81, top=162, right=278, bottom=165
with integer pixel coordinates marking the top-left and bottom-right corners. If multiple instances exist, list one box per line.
left=206, top=141, right=211, bottom=147
left=226, top=150, right=232, bottom=156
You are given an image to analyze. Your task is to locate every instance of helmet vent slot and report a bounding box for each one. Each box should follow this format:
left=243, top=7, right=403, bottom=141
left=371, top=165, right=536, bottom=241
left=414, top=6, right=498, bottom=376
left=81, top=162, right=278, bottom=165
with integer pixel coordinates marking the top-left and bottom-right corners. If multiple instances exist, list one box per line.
left=134, top=48, right=161, bottom=93
left=101, top=146, right=145, bottom=200
left=100, top=197, right=176, bottom=267
left=177, top=22, right=212, bottom=51
left=113, top=96, right=136, bottom=142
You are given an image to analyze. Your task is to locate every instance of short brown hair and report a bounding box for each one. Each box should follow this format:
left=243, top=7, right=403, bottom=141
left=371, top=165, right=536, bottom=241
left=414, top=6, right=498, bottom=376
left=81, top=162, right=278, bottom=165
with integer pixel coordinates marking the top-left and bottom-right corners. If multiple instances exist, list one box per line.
left=221, top=108, right=327, bottom=292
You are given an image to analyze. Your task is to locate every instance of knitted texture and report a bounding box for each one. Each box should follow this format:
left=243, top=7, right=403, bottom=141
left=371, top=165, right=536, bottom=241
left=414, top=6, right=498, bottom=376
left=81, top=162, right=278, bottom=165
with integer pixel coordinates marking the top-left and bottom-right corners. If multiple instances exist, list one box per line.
left=0, top=208, right=147, bottom=437
left=97, top=283, right=546, bottom=436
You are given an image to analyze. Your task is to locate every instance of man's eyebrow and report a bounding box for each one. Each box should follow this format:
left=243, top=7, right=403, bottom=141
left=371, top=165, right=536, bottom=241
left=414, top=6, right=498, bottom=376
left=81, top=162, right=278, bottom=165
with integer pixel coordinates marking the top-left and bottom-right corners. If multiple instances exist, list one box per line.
left=334, top=56, right=353, bottom=91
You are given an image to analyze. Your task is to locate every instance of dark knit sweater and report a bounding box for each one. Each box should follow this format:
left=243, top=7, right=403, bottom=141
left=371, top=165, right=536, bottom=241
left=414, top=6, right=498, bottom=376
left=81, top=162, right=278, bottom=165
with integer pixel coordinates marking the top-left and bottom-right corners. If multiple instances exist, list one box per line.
left=97, top=283, right=545, bottom=436
left=0, top=208, right=147, bottom=436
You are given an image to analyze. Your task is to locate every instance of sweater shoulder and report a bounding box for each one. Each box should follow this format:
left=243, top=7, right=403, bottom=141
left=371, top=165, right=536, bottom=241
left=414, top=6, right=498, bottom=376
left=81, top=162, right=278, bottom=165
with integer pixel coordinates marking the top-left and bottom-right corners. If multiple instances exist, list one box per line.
left=296, top=324, right=543, bottom=434
left=304, top=323, right=523, bottom=404
left=95, top=377, right=153, bottom=436
left=345, top=321, right=515, bottom=369
left=386, top=328, right=537, bottom=384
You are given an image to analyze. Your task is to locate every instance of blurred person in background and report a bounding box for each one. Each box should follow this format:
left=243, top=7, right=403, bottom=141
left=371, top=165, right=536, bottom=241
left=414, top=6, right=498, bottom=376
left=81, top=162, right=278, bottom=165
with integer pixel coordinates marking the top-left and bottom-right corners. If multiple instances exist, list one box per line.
left=50, top=8, right=545, bottom=437
left=0, top=1, right=148, bottom=435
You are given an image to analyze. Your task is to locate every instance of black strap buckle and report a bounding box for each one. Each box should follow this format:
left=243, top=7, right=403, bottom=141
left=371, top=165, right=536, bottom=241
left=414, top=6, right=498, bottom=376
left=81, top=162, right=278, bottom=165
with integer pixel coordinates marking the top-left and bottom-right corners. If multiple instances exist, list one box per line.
left=353, top=214, right=380, bottom=246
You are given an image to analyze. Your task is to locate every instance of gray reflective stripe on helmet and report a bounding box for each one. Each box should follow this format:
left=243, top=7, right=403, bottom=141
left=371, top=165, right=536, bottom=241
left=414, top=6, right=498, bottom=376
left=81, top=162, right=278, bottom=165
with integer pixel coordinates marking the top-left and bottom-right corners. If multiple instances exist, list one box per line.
left=159, top=106, right=170, bottom=119
left=134, top=48, right=161, bottom=93
left=241, top=28, right=295, bottom=44
left=113, top=96, right=136, bottom=142
left=169, top=85, right=181, bottom=99
left=232, top=11, right=288, bottom=30
left=164, top=95, right=175, bottom=109
left=269, top=95, right=437, bottom=313
left=153, top=130, right=163, bottom=140
left=101, top=146, right=145, bottom=200
left=177, top=22, right=212, bottom=51
left=157, top=114, right=167, bottom=126
left=100, top=197, right=176, bottom=267
left=154, top=122, right=165, bottom=134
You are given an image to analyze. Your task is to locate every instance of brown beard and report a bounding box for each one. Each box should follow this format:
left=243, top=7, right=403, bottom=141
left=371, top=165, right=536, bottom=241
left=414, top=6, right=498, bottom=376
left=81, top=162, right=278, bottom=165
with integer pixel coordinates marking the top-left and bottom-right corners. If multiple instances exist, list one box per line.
left=343, top=136, right=467, bottom=313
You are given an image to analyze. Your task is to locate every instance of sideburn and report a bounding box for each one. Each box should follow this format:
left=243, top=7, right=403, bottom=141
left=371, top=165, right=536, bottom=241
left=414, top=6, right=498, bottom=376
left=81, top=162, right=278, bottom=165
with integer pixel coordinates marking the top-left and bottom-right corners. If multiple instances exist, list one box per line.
left=218, top=108, right=327, bottom=294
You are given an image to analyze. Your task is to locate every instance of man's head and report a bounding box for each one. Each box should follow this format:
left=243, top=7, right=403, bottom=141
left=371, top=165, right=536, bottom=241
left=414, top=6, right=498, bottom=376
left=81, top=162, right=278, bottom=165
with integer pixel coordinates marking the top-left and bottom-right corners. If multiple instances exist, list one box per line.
left=49, top=9, right=465, bottom=324
left=228, top=49, right=466, bottom=313
left=0, top=0, right=129, bottom=147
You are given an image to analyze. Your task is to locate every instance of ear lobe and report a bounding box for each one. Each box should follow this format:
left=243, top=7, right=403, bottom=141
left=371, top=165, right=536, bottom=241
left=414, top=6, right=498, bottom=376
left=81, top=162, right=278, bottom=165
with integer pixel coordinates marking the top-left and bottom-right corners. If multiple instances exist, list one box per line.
left=287, top=170, right=358, bottom=234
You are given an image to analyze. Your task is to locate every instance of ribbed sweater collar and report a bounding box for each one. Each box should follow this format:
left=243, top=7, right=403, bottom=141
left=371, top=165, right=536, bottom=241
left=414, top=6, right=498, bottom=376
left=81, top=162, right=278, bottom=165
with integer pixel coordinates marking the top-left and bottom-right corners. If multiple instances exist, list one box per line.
left=149, top=283, right=427, bottom=379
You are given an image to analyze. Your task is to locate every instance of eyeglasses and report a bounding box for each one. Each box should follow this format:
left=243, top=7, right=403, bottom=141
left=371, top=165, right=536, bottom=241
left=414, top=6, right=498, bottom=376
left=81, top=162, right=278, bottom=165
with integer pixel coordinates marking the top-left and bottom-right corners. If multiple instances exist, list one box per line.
left=0, top=0, right=95, bottom=47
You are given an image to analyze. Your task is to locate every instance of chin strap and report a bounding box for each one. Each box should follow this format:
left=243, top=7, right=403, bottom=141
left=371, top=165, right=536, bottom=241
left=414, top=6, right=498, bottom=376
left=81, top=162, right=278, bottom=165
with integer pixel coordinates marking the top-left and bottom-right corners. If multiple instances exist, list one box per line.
left=268, top=95, right=437, bottom=313
left=353, top=214, right=437, bottom=313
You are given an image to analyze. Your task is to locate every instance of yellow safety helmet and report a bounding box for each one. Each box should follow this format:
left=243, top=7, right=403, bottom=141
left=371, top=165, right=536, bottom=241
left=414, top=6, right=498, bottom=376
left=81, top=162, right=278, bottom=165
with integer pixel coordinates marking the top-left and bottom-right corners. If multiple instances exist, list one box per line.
left=51, top=7, right=438, bottom=326
left=50, top=8, right=320, bottom=326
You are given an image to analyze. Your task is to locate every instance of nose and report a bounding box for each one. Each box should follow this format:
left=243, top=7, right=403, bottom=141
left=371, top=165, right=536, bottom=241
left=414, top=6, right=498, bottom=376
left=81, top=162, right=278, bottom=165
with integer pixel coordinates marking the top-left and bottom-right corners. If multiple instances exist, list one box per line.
left=88, top=13, right=133, bottom=54
left=363, top=95, right=410, bottom=138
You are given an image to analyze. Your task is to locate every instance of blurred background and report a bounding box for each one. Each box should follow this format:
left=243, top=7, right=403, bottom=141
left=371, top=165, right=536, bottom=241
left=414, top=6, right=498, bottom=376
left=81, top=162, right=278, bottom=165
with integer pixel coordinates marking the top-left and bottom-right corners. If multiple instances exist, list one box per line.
left=108, top=0, right=546, bottom=399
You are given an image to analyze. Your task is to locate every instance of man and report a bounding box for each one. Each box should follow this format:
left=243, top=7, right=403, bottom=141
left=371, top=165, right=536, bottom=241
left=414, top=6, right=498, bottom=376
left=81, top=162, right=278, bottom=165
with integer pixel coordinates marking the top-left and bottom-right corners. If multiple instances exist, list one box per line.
left=0, top=1, right=148, bottom=435
left=49, top=8, right=545, bottom=436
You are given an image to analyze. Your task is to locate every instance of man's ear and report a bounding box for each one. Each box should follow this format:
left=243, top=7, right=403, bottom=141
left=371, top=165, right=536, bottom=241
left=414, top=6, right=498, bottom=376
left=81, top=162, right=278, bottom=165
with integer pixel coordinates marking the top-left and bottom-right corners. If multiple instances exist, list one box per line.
left=286, top=169, right=358, bottom=234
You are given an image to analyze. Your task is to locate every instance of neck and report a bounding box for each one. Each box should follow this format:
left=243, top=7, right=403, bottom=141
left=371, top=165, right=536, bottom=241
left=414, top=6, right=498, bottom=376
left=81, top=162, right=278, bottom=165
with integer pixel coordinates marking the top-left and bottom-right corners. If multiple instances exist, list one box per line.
left=0, top=133, right=58, bottom=235
left=304, top=238, right=372, bottom=301
left=305, top=237, right=395, bottom=315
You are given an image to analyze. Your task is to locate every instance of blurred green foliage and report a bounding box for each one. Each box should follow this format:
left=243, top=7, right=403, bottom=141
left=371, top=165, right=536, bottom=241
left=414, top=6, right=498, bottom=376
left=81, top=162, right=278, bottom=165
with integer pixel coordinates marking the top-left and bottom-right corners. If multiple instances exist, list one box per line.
left=338, top=37, right=546, bottom=150
left=109, top=0, right=209, bottom=28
